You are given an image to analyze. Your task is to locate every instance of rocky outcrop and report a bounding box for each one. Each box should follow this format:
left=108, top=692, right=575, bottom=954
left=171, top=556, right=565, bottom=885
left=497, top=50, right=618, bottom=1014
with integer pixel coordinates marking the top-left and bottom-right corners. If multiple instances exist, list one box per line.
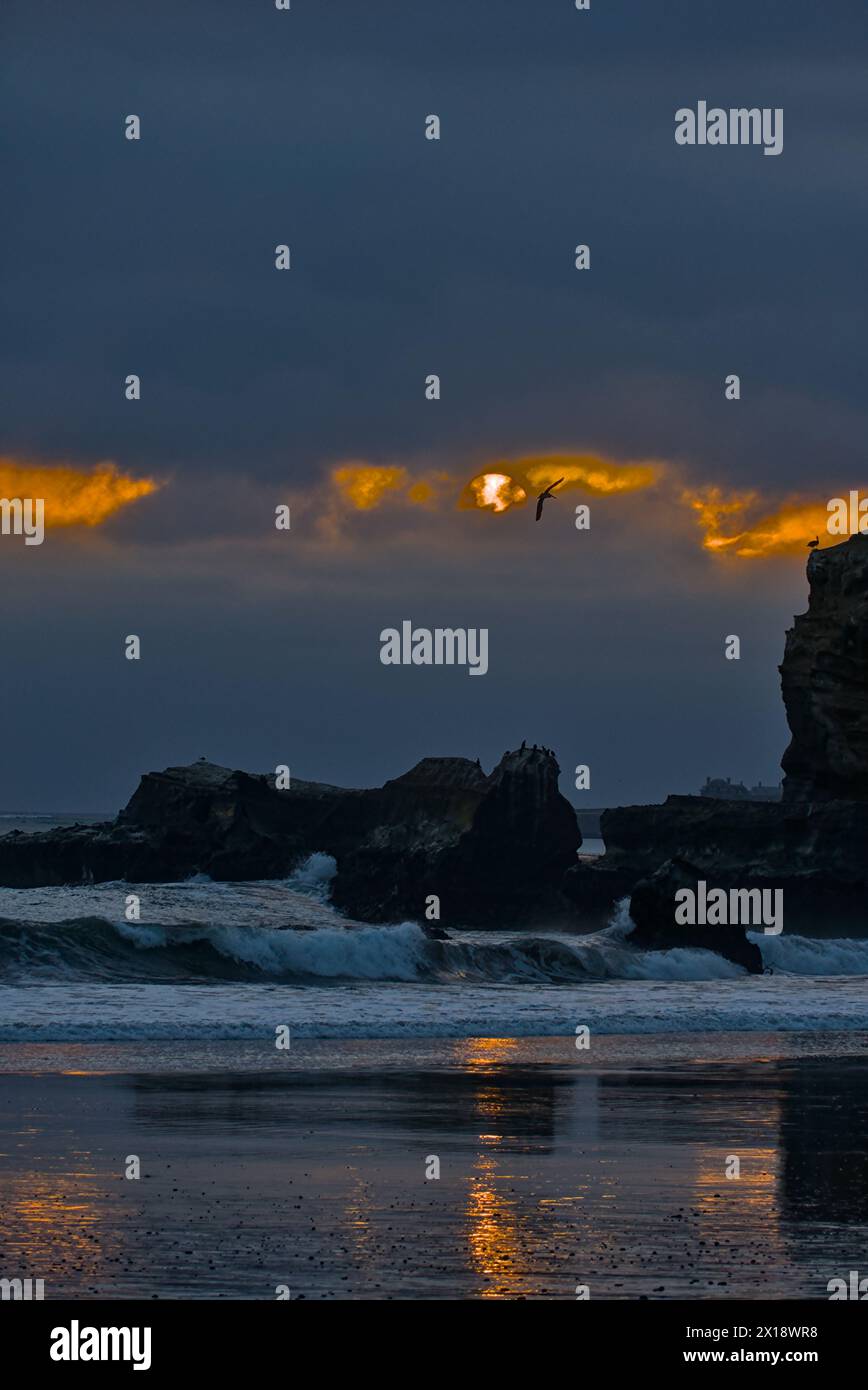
left=0, top=761, right=340, bottom=887
left=781, top=535, right=868, bottom=803
left=328, top=747, right=582, bottom=924
left=628, top=860, right=764, bottom=974
left=0, top=748, right=582, bottom=927
left=597, top=790, right=868, bottom=936
left=117, top=760, right=355, bottom=879
left=611, top=534, right=868, bottom=954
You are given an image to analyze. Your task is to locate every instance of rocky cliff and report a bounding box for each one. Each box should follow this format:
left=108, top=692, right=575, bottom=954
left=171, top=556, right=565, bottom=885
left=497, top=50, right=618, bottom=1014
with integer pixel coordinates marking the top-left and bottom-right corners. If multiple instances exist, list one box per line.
left=607, top=535, right=868, bottom=954
left=781, top=534, right=868, bottom=803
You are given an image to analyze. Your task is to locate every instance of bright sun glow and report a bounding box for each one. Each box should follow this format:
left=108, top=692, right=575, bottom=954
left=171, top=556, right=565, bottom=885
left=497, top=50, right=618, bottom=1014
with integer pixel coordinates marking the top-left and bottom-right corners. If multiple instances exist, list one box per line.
left=464, top=473, right=527, bottom=513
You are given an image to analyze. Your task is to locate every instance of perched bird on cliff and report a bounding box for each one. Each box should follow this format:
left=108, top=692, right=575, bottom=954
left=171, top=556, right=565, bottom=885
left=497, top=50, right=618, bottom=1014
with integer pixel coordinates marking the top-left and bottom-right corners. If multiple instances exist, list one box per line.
left=535, top=477, right=564, bottom=521
left=807, top=537, right=819, bottom=549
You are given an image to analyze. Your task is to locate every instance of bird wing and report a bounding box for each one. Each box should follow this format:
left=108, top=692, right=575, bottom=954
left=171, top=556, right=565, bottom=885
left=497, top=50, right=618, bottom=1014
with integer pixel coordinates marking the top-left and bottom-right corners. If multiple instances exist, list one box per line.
left=535, top=495, right=544, bottom=520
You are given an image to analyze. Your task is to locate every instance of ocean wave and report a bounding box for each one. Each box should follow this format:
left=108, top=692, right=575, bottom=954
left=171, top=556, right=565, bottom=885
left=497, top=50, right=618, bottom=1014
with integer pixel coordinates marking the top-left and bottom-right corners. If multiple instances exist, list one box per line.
left=1, top=907, right=867, bottom=986
left=750, top=931, right=868, bottom=975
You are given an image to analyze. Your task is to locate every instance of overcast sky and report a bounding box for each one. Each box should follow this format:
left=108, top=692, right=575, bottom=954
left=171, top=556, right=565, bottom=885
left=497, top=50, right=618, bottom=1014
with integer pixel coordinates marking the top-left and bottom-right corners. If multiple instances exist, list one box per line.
left=1, top=0, right=865, bottom=811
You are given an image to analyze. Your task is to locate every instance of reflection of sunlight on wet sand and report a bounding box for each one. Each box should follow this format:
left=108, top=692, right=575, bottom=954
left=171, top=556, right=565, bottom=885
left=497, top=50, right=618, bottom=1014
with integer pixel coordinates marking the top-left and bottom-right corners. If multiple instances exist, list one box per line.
left=460, top=1041, right=609, bottom=1297
left=1, top=1166, right=119, bottom=1283
left=343, top=1173, right=375, bottom=1268
left=462, top=1046, right=537, bottom=1298
left=457, top=1037, right=520, bottom=1068
left=691, top=1087, right=783, bottom=1264
left=466, top=1152, right=535, bottom=1298
left=474, top=1085, right=508, bottom=1126
left=694, top=1144, right=780, bottom=1229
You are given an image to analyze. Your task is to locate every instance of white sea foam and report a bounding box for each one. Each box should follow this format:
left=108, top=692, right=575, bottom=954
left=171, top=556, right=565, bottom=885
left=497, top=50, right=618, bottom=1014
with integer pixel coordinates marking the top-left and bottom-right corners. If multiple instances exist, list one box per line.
left=751, top=931, right=868, bottom=975
left=0, top=861, right=867, bottom=1042
left=0, top=973, right=866, bottom=1042
left=288, top=851, right=338, bottom=895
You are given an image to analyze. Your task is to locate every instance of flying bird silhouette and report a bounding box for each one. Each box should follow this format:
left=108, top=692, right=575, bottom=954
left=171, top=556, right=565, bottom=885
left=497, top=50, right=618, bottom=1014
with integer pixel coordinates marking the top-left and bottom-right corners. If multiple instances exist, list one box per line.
left=535, top=477, right=564, bottom=521
left=807, top=537, right=820, bottom=549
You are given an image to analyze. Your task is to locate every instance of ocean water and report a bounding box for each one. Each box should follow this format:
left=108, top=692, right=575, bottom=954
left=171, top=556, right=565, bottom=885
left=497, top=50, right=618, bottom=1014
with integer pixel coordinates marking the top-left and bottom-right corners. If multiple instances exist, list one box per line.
left=0, top=811, right=109, bottom=835
left=0, top=852, right=867, bottom=1043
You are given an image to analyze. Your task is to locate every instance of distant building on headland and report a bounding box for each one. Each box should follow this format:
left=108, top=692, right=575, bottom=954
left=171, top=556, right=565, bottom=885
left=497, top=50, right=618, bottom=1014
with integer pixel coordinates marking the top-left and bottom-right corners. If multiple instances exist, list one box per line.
left=699, top=776, right=781, bottom=802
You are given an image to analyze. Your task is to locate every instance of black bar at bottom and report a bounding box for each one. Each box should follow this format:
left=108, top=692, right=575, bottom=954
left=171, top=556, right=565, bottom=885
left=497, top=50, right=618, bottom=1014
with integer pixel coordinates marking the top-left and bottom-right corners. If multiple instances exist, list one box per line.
left=4, top=1297, right=864, bottom=1375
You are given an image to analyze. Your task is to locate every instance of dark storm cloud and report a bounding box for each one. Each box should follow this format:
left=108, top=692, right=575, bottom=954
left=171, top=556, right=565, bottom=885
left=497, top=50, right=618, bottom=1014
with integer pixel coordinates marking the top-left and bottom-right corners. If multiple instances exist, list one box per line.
left=3, top=0, right=867, bottom=485
left=1, top=1, right=864, bottom=807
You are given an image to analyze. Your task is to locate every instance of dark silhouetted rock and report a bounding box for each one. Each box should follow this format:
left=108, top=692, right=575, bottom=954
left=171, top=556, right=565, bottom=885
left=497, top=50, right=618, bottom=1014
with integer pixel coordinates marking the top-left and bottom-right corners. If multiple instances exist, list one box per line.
left=623, top=540, right=868, bottom=946
left=328, top=746, right=582, bottom=925
left=568, top=537, right=868, bottom=948
left=781, top=534, right=868, bottom=803
left=0, top=748, right=582, bottom=927
left=628, top=859, right=763, bottom=974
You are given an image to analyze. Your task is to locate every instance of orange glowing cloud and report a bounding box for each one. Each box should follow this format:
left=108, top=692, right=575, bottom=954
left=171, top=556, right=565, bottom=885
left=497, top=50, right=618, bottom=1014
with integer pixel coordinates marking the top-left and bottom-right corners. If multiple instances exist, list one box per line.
left=459, top=452, right=658, bottom=514
left=330, top=464, right=449, bottom=511
left=521, top=453, right=660, bottom=495
left=0, top=459, right=159, bottom=528
left=330, top=454, right=658, bottom=518
left=683, top=488, right=832, bottom=558
left=332, top=464, right=409, bottom=510
left=324, top=453, right=831, bottom=564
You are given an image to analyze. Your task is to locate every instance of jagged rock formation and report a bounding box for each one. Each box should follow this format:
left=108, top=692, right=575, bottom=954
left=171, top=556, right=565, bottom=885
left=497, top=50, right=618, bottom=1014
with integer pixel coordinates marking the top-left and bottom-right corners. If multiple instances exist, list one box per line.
left=781, top=535, right=868, bottom=802
left=606, top=534, right=868, bottom=953
left=0, top=748, right=582, bottom=927
left=329, top=747, right=581, bottom=924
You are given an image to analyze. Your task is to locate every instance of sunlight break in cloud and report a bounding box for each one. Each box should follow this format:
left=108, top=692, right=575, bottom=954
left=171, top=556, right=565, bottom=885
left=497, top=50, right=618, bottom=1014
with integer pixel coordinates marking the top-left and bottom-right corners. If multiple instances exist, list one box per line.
left=460, top=453, right=660, bottom=513
left=460, top=473, right=528, bottom=513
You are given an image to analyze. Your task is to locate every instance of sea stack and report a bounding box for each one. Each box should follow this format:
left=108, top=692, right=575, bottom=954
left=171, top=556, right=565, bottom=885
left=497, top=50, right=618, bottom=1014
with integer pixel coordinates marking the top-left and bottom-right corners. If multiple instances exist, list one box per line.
left=566, top=533, right=868, bottom=953
left=781, top=534, right=868, bottom=803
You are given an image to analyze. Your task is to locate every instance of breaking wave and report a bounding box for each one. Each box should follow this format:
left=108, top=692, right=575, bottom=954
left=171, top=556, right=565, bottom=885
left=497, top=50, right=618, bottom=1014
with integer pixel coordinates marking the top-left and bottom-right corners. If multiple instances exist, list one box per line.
left=1, top=910, right=867, bottom=986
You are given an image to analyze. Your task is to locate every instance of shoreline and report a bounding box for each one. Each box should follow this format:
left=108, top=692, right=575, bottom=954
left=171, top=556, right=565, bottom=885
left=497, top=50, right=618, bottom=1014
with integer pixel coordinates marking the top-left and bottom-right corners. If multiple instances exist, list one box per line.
left=1, top=1041, right=866, bottom=1299
left=0, top=1029, right=867, bottom=1074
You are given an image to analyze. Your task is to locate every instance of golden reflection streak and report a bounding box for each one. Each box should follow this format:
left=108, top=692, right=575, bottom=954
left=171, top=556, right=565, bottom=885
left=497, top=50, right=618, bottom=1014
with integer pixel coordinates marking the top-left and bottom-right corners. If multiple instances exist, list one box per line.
left=465, top=1152, right=534, bottom=1299
left=458, top=1037, right=520, bottom=1068
left=1, top=1166, right=121, bottom=1283
left=691, top=1129, right=784, bottom=1267
left=459, top=1039, right=538, bottom=1298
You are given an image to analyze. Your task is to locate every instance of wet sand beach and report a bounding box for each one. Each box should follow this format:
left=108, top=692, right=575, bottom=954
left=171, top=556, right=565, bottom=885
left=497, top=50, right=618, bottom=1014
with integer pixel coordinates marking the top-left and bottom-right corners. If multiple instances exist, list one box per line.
left=0, top=1035, right=866, bottom=1300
